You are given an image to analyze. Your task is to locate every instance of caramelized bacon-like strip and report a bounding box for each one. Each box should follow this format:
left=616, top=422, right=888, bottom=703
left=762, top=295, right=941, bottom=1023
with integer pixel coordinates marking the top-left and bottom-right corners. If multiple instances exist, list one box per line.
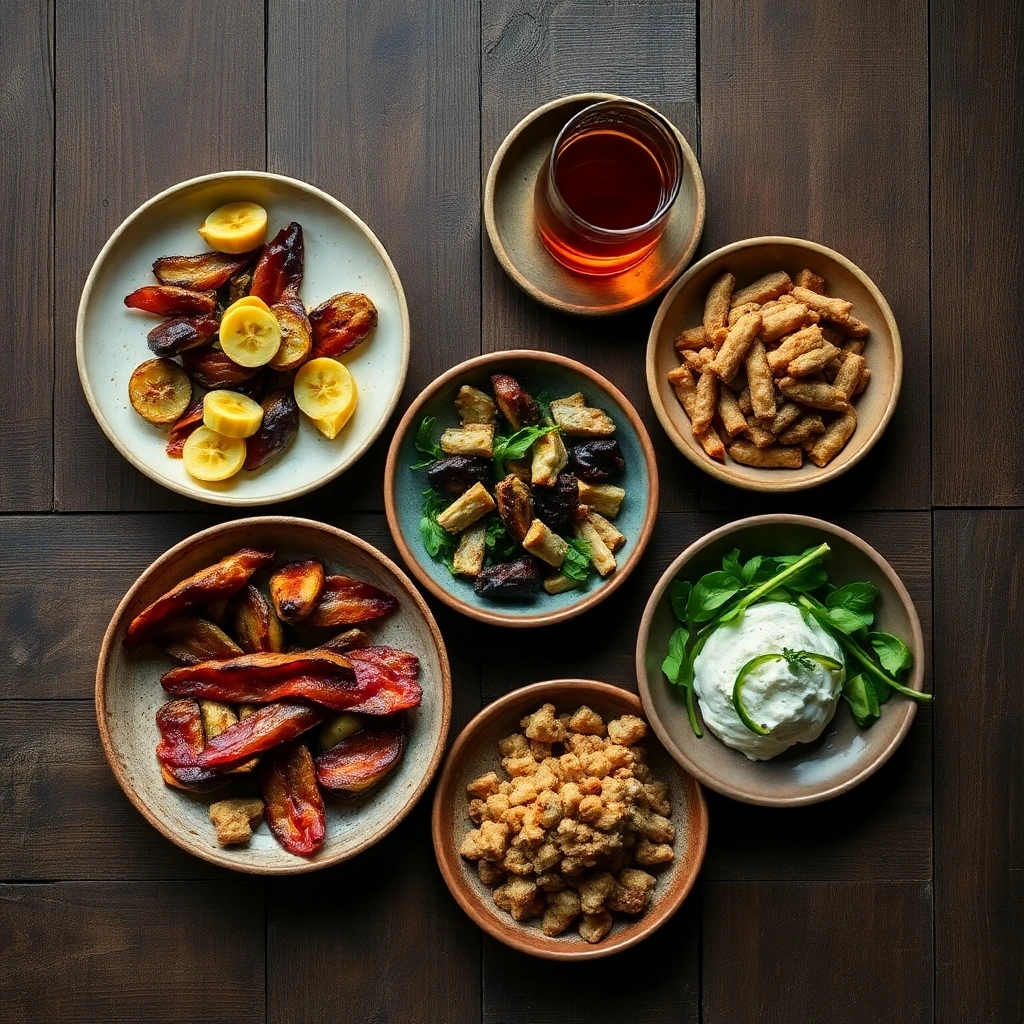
left=153, top=250, right=257, bottom=291
left=344, top=647, right=422, bottom=715
left=307, top=574, right=398, bottom=628
left=261, top=743, right=325, bottom=856
left=155, top=698, right=220, bottom=787
left=182, top=347, right=260, bottom=389
left=198, top=702, right=325, bottom=768
left=147, top=315, right=220, bottom=357
left=158, top=616, right=242, bottom=664
left=166, top=398, right=205, bottom=457
left=125, top=548, right=275, bottom=649
left=308, top=291, right=378, bottom=359
left=317, top=628, right=373, bottom=654
left=314, top=719, right=405, bottom=792
left=124, top=285, right=217, bottom=316
left=250, top=222, right=304, bottom=304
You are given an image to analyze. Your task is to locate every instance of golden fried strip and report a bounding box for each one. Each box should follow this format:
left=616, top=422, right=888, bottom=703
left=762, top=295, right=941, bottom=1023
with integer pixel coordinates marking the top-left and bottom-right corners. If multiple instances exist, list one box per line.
left=760, top=302, right=818, bottom=343
left=840, top=338, right=866, bottom=356
left=787, top=341, right=840, bottom=378
left=737, top=387, right=753, bottom=416
left=728, top=301, right=761, bottom=326
left=681, top=346, right=714, bottom=373
left=791, top=285, right=853, bottom=320
left=667, top=364, right=697, bottom=418
left=827, top=313, right=871, bottom=338
left=743, top=416, right=776, bottom=448
left=692, top=371, right=718, bottom=435
left=708, top=312, right=762, bottom=383
left=855, top=367, right=871, bottom=394
left=808, top=409, right=857, bottom=467
left=778, top=413, right=826, bottom=446
left=832, top=352, right=867, bottom=397
left=717, top=387, right=748, bottom=437
left=728, top=439, right=803, bottom=469
left=777, top=377, right=850, bottom=412
left=696, top=424, right=726, bottom=461
left=703, top=272, right=735, bottom=340
left=674, top=326, right=709, bottom=353
left=766, top=325, right=824, bottom=374
left=732, top=271, right=793, bottom=307
left=744, top=339, right=776, bottom=421
left=795, top=269, right=826, bottom=293
left=768, top=401, right=803, bottom=436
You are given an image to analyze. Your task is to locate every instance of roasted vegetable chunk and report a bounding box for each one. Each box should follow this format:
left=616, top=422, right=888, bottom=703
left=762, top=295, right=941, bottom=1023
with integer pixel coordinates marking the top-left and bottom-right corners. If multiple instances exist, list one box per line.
left=531, top=429, right=568, bottom=487
left=229, top=584, right=286, bottom=654
left=125, top=548, right=274, bottom=649
left=344, top=646, right=423, bottom=714
left=209, top=797, right=264, bottom=846
left=269, top=559, right=325, bottom=623
left=532, top=473, right=579, bottom=532
left=182, top=346, right=260, bottom=388
left=147, top=315, right=220, bottom=357
left=250, top=221, right=304, bottom=304
left=243, top=389, right=300, bottom=471
left=452, top=521, right=487, bottom=577
left=455, top=385, right=497, bottom=424
left=522, top=519, right=567, bottom=568
left=436, top=482, right=496, bottom=534
left=314, top=719, right=405, bottom=792
left=440, top=423, right=495, bottom=458
left=576, top=481, right=625, bottom=518
left=261, top=743, right=325, bottom=856
left=491, top=373, right=540, bottom=429
left=158, top=616, right=242, bottom=665
left=570, top=439, right=625, bottom=483
left=474, top=558, right=542, bottom=600
left=155, top=698, right=220, bottom=788
left=317, top=628, right=373, bottom=654
left=124, top=285, right=218, bottom=317
left=307, top=574, right=399, bottom=628
left=551, top=400, right=616, bottom=437
left=165, top=398, right=205, bottom=457
left=495, top=474, right=534, bottom=543
left=268, top=295, right=313, bottom=371
left=152, top=250, right=257, bottom=291
left=308, top=291, right=378, bottom=358
left=199, top=702, right=326, bottom=768
left=426, top=454, right=492, bottom=497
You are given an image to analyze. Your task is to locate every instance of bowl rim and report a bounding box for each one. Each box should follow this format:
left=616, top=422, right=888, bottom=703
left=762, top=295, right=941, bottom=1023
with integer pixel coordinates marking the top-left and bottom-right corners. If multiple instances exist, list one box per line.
left=634, top=513, right=926, bottom=807
left=430, top=678, right=709, bottom=960
left=94, top=515, right=452, bottom=874
left=645, top=235, right=903, bottom=493
left=483, top=91, right=706, bottom=317
left=383, top=349, right=661, bottom=627
left=76, top=169, right=412, bottom=507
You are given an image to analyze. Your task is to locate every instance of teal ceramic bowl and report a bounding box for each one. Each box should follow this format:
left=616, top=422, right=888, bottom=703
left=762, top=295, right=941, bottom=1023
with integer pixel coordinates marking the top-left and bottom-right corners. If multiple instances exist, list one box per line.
left=385, top=350, right=659, bottom=627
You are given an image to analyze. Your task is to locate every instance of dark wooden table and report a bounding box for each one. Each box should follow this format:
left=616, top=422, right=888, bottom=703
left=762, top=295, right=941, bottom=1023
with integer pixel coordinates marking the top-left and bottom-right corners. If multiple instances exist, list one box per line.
left=2, top=1, right=1020, bottom=1021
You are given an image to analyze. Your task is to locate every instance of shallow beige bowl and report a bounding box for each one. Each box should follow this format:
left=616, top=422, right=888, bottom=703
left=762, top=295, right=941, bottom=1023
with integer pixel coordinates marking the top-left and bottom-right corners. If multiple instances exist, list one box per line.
left=96, top=517, right=451, bottom=874
left=636, top=515, right=925, bottom=807
left=78, top=171, right=410, bottom=506
left=432, top=680, right=708, bottom=960
left=647, top=236, right=902, bottom=492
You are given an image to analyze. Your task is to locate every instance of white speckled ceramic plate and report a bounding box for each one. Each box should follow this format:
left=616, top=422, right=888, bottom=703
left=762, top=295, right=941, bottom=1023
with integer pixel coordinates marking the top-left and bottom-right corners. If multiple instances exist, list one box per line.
left=77, top=171, right=410, bottom=505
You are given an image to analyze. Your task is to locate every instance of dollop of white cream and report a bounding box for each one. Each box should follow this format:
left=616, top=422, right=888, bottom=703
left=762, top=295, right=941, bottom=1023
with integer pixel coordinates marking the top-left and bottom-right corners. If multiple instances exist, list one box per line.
left=693, top=601, right=845, bottom=761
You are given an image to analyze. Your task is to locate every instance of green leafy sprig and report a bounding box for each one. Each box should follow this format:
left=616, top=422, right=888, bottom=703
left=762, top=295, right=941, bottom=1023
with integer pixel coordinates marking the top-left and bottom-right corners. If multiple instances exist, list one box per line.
left=411, top=416, right=444, bottom=470
left=492, top=424, right=559, bottom=477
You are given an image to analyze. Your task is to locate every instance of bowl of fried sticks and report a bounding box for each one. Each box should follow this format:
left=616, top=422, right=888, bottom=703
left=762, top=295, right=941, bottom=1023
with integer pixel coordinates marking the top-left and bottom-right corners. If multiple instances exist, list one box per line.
left=646, top=237, right=901, bottom=492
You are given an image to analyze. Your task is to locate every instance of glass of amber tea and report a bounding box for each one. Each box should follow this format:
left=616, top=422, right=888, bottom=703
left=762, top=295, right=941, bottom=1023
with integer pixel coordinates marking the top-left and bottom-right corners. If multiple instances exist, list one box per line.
left=534, top=99, right=683, bottom=276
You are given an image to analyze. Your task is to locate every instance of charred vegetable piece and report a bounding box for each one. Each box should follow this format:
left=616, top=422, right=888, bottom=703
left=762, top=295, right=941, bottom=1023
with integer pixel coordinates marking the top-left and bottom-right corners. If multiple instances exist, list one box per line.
left=152, top=250, right=257, bottom=291
left=314, top=719, right=405, bottom=792
left=316, top=628, right=373, bottom=654
left=308, top=291, right=378, bottom=359
left=229, top=584, right=286, bottom=654
left=243, top=389, right=300, bottom=471
left=307, top=575, right=398, bottom=628
left=155, top=698, right=220, bottom=788
left=344, top=647, right=423, bottom=715
left=491, top=373, right=540, bottom=429
left=128, top=358, right=192, bottom=424
left=158, top=616, right=242, bottom=664
left=146, top=315, right=220, bottom=357
left=495, top=474, right=535, bottom=543
left=268, top=295, right=313, bottom=371
left=160, top=650, right=379, bottom=711
left=199, top=702, right=326, bottom=768
left=124, top=285, right=218, bottom=316
left=261, top=743, right=325, bottom=856
left=125, top=548, right=274, bottom=649
left=250, top=222, right=304, bottom=305
left=226, top=369, right=268, bottom=403
left=269, top=559, right=325, bottom=623
left=533, top=472, right=579, bottom=532
left=182, top=346, right=259, bottom=388
left=228, top=263, right=255, bottom=304
left=426, top=454, right=493, bottom=497
left=474, top=558, right=542, bottom=601
left=570, top=439, right=626, bottom=483
left=166, top=399, right=205, bottom=457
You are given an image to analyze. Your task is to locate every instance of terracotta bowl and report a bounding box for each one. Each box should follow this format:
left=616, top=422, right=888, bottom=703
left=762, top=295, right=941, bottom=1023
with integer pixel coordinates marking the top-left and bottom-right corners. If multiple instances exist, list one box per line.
left=431, top=680, right=708, bottom=960
left=646, top=236, right=902, bottom=492
left=96, top=517, right=451, bottom=874
left=384, top=350, right=659, bottom=627
left=636, top=515, right=926, bottom=806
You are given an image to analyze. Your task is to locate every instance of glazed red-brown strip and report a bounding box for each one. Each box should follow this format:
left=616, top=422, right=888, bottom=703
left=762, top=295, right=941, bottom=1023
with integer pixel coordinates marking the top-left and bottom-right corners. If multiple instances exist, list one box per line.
left=261, top=743, right=325, bottom=856
left=344, top=647, right=422, bottom=714
left=314, top=720, right=405, bottom=792
left=155, top=698, right=220, bottom=786
left=198, top=702, right=326, bottom=768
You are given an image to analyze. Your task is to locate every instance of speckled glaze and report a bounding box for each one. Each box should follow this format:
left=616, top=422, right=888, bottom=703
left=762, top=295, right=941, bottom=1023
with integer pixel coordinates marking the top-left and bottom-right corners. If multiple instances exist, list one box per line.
left=636, top=515, right=926, bottom=806
left=95, top=517, right=451, bottom=874
left=431, top=680, right=708, bottom=960
left=384, top=351, right=659, bottom=627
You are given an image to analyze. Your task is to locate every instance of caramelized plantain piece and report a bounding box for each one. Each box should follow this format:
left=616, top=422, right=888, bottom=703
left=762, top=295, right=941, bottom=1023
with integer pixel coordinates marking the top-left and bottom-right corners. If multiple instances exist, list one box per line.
left=152, top=250, right=257, bottom=291
left=491, top=374, right=540, bottom=429
left=147, top=315, right=220, bottom=357
left=344, top=647, right=423, bottom=715
left=125, top=548, right=275, bottom=649
left=261, top=743, right=325, bottom=856
left=226, top=369, right=268, bottom=403
left=199, top=702, right=326, bottom=768
left=155, top=698, right=221, bottom=789
left=243, top=389, right=300, bottom=471
left=474, top=558, right=542, bottom=600
left=250, top=222, right=304, bottom=305
left=229, top=584, right=286, bottom=654
left=308, top=291, right=378, bottom=359
left=316, top=628, right=373, bottom=654
left=269, top=559, right=325, bottom=623
left=165, top=398, right=205, bottom=457
left=269, top=295, right=313, bottom=371
left=570, top=439, right=625, bottom=483
left=533, top=472, right=578, bottom=532
left=314, top=718, right=405, bottom=792
left=307, top=574, right=398, bottom=628
left=426, top=454, right=492, bottom=497
left=227, top=263, right=255, bottom=304
left=159, top=616, right=242, bottom=664
left=182, top=346, right=259, bottom=389
left=124, top=285, right=217, bottom=316
left=495, top=474, right=534, bottom=543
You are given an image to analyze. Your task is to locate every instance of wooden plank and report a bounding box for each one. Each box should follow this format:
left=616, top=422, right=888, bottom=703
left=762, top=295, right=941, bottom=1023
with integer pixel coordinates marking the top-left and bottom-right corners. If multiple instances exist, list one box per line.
left=481, top=0, right=700, bottom=512
left=931, top=0, right=1024, bottom=505
left=0, top=0, right=53, bottom=511
left=0, top=881, right=265, bottom=1023
left=482, top=895, right=699, bottom=1024
left=698, top=0, right=930, bottom=511
left=702, top=881, right=933, bottom=1024
left=267, top=0, right=481, bottom=513
left=934, top=511, right=1024, bottom=1022
left=53, top=0, right=265, bottom=511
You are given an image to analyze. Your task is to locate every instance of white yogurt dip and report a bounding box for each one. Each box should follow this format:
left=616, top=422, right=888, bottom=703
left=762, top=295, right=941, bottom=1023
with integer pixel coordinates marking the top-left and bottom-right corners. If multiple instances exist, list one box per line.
left=692, top=600, right=845, bottom=760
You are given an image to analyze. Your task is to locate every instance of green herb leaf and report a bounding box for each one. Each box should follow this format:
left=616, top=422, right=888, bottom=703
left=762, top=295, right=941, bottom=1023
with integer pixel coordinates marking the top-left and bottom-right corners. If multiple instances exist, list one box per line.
left=411, top=416, right=444, bottom=469
left=842, top=672, right=880, bottom=727
left=669, top=580, right=693, bottom=623
left=492, top=424, right=559, bottom=476
left=562, top=537, right=592, bottom=583
left=686, top=571, right=744, bottom=623
left=826, top=582, right=879, bottom=627
left=867, top=631, right=913, bottom=676
left=419, top=489, right=457, bottom=570
left=535, top=391, right=554, bottom=424
left=782, top=647, right=815, bottom=670
left=768, top=547, right=829, bottom=591
left=662, top=626, right=689, bottom=684
left=484, top=516, right=519, bottom=562
left=742, top=554, right=767, bottom=584
left=718, top=543, right=831, bottom=626
left=826, top=605, right=870, bottom=637
left=722, top=548, right=744, bottom=583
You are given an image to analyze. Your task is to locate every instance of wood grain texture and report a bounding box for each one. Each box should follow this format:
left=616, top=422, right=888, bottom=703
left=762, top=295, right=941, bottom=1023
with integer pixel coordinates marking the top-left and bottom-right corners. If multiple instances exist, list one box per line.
left=698, top=0, right=930, bottom=511
left=53, top=0, right=265, bottom=511
left=267, top=0, right=481, bottom=514
left=934, top=511, right=1024, bottom=1023
left=481, top=0, right=701, bottom=512
left=702, top=881, right=933, bottom=1024
left=0, top=0, right=53, bottom=511
left=931, top=0, right=1024, bottom=505
left=0, top=881, right=265, bottom=1022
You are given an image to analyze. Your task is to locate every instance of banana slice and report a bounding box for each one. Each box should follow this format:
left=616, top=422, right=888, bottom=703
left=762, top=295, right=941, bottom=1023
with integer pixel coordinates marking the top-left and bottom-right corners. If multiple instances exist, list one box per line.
left=198, top=202, right=268, bottom=254
left=128, top=358, right=192, bottom=424
left=224, top=295, right=272, bottom=316
left=294, top=357, right=358, bottom=439
left=182, top=426, right=246, bottom=481
left=219, top=304, right=282, bottom=367
left=203, top=390, right=264, bottom=438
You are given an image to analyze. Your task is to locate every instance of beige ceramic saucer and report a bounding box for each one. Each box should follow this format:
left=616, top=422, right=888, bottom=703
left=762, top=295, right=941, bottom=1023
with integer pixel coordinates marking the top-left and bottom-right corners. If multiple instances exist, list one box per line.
left=484, top=93, right=705, bottom=316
